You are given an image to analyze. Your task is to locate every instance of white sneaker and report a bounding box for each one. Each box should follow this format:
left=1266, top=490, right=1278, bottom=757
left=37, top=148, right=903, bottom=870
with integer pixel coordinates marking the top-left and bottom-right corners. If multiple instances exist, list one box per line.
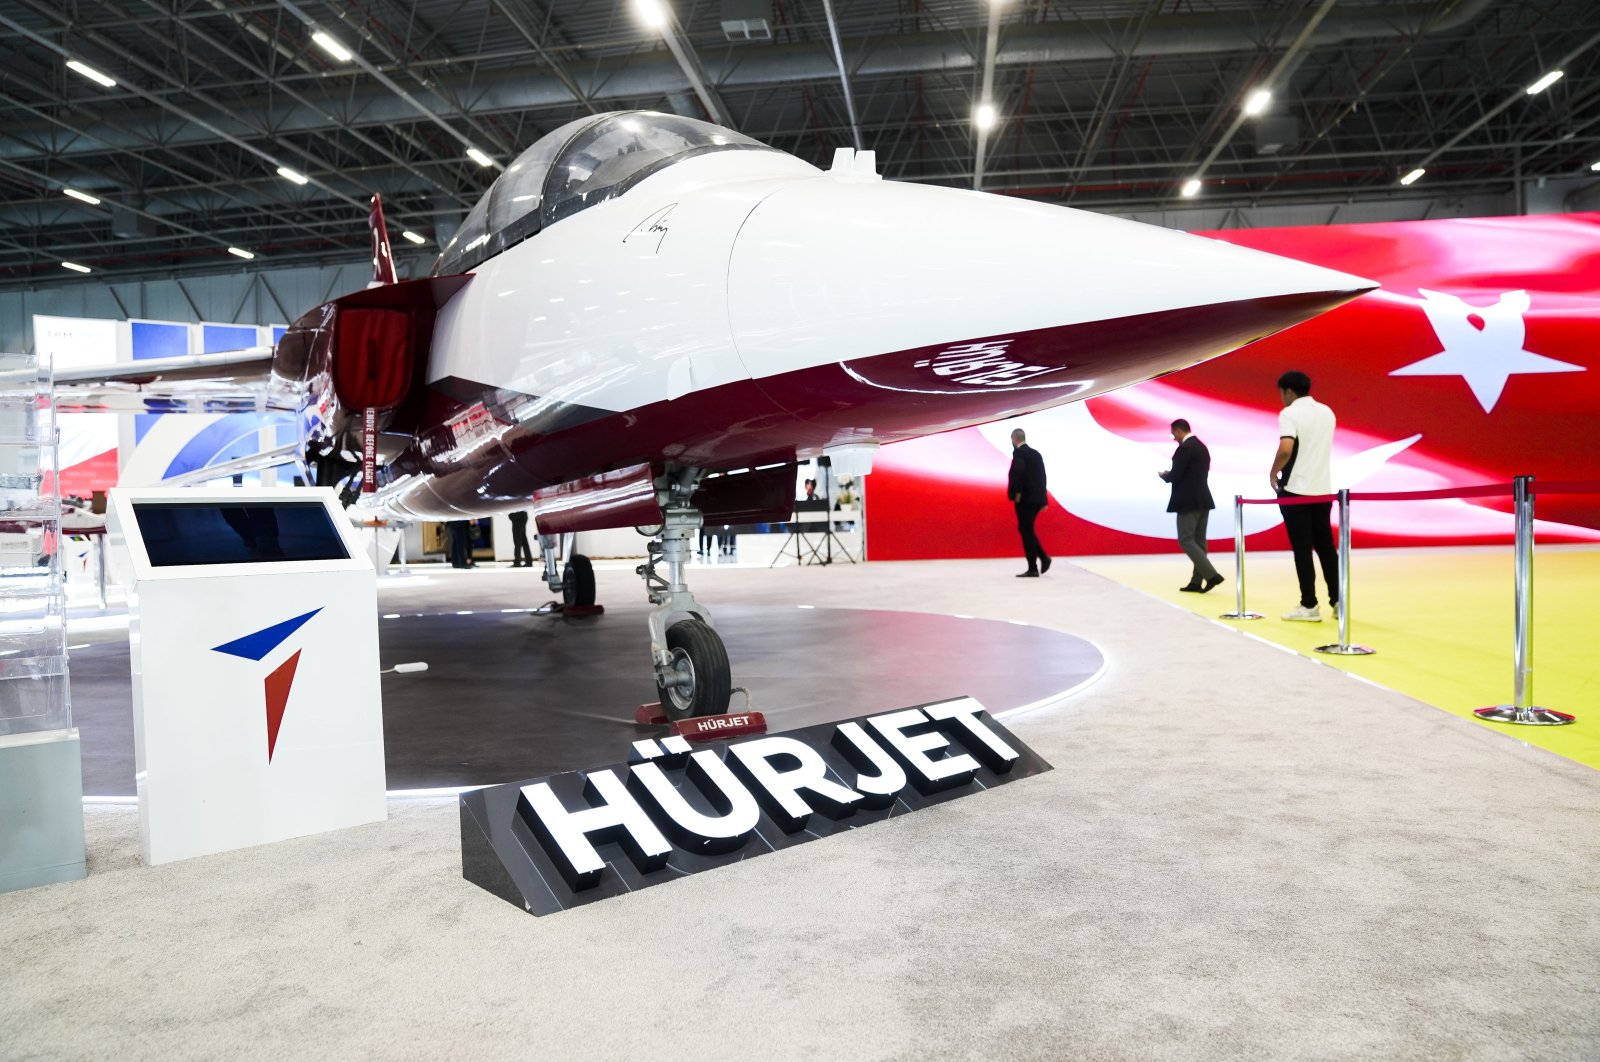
left=1282, top=605, right=1322, bottom=622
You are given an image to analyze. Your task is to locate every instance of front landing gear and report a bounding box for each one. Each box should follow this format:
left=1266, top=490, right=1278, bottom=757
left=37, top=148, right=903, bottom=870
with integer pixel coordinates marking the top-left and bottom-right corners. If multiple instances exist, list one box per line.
left=657, top=618, right=731, bottom=720
left=637, top=470, right=732, bottom=720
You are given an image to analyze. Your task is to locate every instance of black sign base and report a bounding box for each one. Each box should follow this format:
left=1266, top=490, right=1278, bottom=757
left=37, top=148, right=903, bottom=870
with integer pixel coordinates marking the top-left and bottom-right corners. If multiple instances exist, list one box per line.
left=461, top=696, right=1051, bottom=916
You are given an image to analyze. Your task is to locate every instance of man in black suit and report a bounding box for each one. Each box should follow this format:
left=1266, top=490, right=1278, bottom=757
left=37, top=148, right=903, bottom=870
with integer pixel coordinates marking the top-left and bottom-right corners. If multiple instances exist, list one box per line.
left=1158, top=418, right=1223, bottom=593
left=1007, top=428, right=1052, bottom=578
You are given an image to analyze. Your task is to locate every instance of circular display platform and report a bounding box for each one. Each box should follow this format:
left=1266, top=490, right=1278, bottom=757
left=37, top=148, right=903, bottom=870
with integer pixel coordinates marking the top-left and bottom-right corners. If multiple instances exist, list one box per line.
left=69, top=605, right=1104, bottom=796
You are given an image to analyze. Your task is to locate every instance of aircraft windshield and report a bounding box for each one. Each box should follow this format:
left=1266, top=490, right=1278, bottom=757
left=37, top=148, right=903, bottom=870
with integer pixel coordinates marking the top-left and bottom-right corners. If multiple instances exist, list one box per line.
left=435, top=112, right=770, bottom=275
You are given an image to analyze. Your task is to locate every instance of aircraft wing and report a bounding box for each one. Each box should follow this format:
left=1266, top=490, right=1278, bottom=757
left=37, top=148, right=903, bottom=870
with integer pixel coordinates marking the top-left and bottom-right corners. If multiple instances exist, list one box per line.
left=43, top=346, right=287, bottom=415
left=156, top=442, right=306, bottom=487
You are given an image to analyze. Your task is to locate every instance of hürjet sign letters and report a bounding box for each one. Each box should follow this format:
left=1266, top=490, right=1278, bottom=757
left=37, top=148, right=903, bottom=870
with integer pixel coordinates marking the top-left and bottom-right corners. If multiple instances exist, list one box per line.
left=459, top=697, right=1051, bottom=915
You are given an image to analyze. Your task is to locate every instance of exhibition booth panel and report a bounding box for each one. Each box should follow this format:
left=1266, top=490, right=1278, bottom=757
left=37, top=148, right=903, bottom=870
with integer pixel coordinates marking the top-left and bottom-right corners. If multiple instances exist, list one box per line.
left=109, top=487, right=385, bottom=865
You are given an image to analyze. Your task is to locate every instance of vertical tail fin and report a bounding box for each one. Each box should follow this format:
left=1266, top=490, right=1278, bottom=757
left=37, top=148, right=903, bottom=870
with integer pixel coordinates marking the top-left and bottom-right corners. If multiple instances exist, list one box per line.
left=367, top=194, right=398, bottom=287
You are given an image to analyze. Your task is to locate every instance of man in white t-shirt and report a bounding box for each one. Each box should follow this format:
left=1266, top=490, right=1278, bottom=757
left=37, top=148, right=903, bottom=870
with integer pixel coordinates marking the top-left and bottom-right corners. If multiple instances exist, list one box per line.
left=1270, top=370, right=1339, bottom=621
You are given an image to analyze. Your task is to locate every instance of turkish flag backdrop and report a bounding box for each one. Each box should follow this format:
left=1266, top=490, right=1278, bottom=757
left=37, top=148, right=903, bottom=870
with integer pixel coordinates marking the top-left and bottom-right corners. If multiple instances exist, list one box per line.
left=867, top=212, right=1600, bottom=559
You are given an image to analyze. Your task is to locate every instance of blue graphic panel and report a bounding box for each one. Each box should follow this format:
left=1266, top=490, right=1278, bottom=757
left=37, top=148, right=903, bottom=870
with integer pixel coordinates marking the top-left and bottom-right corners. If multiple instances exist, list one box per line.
left=272, top=326, right=288, bottom=345
left=132, top=322, right=189, bottom=443
left=132, top=321, right=187, bottom=360
left=163, top=415, right=277, bottom=480
left=195, top=326, right=291, bottom=482
left=191, top=323, right=258, bottom=476
left=202, top=324, right=257, bottom=354
left=129, top=320, right=297, bottom=484
left=211, top=608, right=323, bottom=661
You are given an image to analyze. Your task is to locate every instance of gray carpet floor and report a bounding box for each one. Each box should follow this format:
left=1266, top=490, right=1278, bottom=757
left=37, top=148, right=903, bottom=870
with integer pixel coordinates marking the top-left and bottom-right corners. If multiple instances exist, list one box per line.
left=4, top=558, right=1599, bottom=1061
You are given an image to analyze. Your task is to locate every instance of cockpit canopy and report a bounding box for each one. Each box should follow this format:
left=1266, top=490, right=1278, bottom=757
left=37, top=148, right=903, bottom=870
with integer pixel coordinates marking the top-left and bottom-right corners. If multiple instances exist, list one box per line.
left=433, top=111, right=772, bottom=276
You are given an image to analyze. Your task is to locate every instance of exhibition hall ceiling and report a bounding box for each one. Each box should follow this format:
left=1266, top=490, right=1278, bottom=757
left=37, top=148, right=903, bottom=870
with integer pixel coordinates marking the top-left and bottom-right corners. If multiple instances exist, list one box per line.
left=3, top=0, right=1599, bottom=286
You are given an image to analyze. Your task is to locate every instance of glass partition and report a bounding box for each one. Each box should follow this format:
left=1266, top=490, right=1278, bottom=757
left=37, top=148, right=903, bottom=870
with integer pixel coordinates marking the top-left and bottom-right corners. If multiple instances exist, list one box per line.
left=0, top=350, right=70, bottom=738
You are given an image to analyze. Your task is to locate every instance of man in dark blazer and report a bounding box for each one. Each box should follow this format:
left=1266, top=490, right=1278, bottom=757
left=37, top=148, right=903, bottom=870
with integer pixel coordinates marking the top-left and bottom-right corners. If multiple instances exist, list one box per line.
left=1158, top=418, right=1224, bottom=592
left=1007, top=428, right=1052, bottom=577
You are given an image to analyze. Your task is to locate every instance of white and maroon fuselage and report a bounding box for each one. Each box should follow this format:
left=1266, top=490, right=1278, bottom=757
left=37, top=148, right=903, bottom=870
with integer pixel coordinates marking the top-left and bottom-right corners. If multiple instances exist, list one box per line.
left=279, top=116, right=1371, bottom=533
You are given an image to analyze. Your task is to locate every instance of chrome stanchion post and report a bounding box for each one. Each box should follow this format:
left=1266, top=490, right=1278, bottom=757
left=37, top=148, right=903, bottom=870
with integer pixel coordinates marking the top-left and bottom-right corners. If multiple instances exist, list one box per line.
left=1514, top=477, right=1534, bottom=712
left=96, top=534, right=107, bottom=610
left=1221, top=494, right=1261, bottom=620
left=1317, top=489, right=1373, bottom=655
left=1476, top=475, right=1574, bottom=725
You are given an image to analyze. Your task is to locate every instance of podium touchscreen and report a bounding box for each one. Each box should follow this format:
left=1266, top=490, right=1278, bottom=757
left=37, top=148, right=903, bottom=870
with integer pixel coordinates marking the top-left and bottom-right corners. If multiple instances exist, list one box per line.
left=131, top=500, right=350, bottom=567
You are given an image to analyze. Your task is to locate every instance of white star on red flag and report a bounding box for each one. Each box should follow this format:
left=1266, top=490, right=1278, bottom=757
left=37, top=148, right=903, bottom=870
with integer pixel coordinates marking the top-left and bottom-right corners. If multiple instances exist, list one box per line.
left=1390, top=289, right=1584, bottom=413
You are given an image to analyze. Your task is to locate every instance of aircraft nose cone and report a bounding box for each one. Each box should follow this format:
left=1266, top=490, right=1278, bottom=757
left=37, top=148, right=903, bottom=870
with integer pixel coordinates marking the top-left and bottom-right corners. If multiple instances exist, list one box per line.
left=728, top=177, right=1374, bottom=398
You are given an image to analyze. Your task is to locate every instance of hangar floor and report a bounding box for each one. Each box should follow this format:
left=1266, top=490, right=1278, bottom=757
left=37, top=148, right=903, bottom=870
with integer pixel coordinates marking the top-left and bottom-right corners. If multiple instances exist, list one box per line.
left=68, top=578, right=1104, bottom=795
left=5, top=557, right=1599, bottom=1061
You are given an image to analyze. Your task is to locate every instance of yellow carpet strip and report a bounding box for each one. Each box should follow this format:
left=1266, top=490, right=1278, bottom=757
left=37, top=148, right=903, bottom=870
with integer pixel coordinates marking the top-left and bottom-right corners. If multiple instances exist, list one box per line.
left=1078, top=547, right=1600, bottom=770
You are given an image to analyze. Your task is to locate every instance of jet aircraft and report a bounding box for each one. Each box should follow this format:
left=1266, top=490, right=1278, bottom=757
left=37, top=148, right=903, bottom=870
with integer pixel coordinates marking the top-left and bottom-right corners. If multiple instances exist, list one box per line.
left=57, top=110, right=1374, bottom=719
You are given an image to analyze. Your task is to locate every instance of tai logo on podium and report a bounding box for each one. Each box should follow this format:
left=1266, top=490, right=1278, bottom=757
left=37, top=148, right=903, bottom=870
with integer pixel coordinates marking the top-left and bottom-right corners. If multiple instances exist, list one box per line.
left=209, top=608, right=323, bottom=763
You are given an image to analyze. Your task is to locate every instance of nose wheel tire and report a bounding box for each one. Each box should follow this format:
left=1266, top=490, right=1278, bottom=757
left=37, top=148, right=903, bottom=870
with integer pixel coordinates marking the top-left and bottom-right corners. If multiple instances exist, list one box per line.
left=562, top=554, right=595, bottom=607
left=657, top=618, right=732, bottom=720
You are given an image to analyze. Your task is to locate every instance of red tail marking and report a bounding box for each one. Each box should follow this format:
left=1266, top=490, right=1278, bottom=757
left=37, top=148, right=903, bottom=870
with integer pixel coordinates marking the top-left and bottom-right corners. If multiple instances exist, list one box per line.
left=368, top=194, right=397, bottom=287
left=263, top=649, right=303, bottom=762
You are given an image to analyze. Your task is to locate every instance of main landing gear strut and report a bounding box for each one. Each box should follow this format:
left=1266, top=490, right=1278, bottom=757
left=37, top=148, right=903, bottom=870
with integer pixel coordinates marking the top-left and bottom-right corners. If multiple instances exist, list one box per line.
left=539, top=532, right=595, bottom=608
left=637, top=467, right=731, bottom=720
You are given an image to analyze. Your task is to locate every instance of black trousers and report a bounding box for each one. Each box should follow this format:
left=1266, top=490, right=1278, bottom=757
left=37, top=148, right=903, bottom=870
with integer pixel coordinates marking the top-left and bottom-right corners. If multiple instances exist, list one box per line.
left=447, top=520, right=471, bottom=568
left=509, top=521, right=533, bottom=565
left=1279, top=497, right=1338, bottom=608
left=1015, top=501, right=1047, bottom=571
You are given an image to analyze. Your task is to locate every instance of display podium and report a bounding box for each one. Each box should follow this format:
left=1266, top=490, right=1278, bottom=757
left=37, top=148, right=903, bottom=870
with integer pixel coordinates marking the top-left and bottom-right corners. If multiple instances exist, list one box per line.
left=108, top=487, right=386, bottom=865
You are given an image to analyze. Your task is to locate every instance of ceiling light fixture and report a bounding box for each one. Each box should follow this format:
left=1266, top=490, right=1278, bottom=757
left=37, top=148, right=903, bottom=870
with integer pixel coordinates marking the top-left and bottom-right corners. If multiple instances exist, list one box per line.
left=311, top=31, right=353, bottom=62
left=276, top=166, right=309, bottom=185
left=401, top=230, right=427, bottom=245
left=62, top=261, right=92, bottom=274
left=1591, top=160, right=1600, bottom=172
left=974, top=103, right=998, bottom=130
left=1244, top=88, right=1272, bottom=116
left=1181, top=177, right=1201, bottom=197
left=635, top=0, right=669, bottom=29
left=227, top=247, right=255, bottom=260
left=63, top=188, right=101, bottom=206
left=1525, top=70, right=1564, bottom=95
left=1400, top=167, right=1425, bottom=186
left=466, top=146, right=494, bottom=167
left=66, top=60, right=117, bottom=88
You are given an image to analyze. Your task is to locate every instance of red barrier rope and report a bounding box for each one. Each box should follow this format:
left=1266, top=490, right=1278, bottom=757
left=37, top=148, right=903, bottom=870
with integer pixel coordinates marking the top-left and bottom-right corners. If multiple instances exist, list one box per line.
left=1239, top=493, right=1335, bottom=506
left=1534, top=480, right=1600, bottom=496
left=1351, top=483, right=1512, bottom=502
left=1240, top=480, right=1600, bottom=505
left=1239, top=481, right=1516, bottom=506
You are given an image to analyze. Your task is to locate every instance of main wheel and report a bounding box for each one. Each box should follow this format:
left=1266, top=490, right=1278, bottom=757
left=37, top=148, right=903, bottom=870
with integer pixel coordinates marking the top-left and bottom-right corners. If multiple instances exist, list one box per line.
left=562, top=553, right=595, bottom=607
left=656, top=618, right=732, bottom=721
